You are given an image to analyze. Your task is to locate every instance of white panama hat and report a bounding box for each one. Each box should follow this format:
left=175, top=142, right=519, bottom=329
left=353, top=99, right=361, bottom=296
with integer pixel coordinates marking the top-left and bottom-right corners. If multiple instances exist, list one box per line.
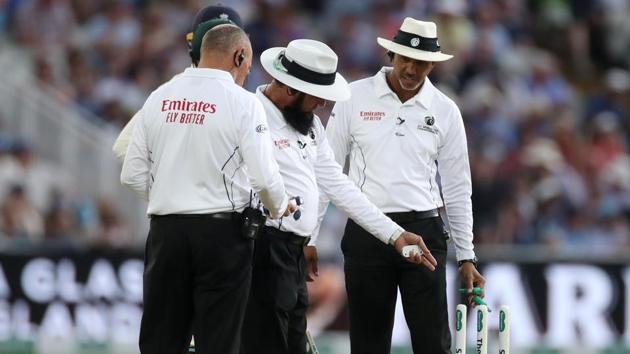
left=260, top=39, right=351, bottom=102
left=377, top=17, right=453, bottom=62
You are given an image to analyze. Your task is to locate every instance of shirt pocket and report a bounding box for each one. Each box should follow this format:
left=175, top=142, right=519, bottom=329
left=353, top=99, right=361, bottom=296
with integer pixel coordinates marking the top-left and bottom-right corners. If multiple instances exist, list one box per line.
left=410, top=124, right=439, bottom=161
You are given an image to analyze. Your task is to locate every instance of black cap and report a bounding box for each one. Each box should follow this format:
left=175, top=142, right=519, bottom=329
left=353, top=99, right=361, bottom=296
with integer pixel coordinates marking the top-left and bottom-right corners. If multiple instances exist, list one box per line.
left=187, top=5, right=243, bottom=65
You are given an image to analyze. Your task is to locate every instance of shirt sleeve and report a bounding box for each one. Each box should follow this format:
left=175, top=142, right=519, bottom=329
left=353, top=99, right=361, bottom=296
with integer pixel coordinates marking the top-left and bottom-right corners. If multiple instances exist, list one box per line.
left=325, top=101, right=353, bottom=167
left=437, top=104, right=476, bottom=261
left=309, top=191, right=329, bottom=246
left=120, top=103, right=150, bottom=200
left=311, top=101, right=354, bottom=245
left=112, top=110, right=140, bottom=161
left=313, top=120, right=403, bottom=244
left=238, top=97, right=288, bottom=219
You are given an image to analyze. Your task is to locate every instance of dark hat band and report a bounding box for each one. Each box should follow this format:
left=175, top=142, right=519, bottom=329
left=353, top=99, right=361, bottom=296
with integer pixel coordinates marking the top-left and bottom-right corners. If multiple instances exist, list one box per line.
left=392, top=30, right=440, bottom=52
left=280, top=54, right=336, bottom=86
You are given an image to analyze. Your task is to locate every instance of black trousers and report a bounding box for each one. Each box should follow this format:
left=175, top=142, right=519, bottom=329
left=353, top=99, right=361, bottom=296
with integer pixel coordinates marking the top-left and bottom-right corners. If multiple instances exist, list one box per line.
left=241, top=227, right=309, bottom=354
left=139, top=213, right=253, bottom=354
left=342, top=214, right=451, bottom=354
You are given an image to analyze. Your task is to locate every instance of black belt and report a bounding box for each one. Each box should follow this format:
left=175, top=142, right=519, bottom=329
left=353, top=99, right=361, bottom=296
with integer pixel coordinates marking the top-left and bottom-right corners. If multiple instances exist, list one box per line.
left=385, top=209, right=439, bottom=224
left=264, top=227, right=311, bottom=247
left=150, top=212, right=241, bottom=221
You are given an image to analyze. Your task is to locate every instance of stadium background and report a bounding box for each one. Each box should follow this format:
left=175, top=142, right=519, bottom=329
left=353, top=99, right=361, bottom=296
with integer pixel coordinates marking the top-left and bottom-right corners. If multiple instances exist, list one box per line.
left=0, top=0, right=629, bottom=353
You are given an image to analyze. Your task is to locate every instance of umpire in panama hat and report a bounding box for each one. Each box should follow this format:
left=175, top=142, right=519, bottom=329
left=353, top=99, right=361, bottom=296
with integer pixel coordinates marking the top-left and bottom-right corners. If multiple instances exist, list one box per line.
left=323, top=18, right=486, bottom=353
left=240, top=38, right=438, bottom=354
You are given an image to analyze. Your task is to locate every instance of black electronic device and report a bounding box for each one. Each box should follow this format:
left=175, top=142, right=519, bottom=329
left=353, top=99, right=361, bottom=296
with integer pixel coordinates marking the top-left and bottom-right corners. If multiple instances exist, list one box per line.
left=241, top=206, right=265, bottom=240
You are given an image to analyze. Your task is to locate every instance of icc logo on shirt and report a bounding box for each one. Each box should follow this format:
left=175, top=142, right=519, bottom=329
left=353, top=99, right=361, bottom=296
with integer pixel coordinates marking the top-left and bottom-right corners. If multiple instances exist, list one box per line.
left=425, top=116, right=435, bottom=126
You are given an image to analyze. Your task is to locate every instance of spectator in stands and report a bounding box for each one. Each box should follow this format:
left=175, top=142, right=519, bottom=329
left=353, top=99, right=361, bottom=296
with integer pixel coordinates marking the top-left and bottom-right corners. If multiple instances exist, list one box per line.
left=0, top=184, right=43, bottom=242
left=1, top=0, right=629, bottom=255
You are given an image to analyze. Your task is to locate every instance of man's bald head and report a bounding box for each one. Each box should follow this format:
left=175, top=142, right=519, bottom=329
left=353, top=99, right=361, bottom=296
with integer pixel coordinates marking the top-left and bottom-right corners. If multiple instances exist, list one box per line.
left=198, top=24, right=252, bottom=86
left=201, top=24, right=250, bottom=56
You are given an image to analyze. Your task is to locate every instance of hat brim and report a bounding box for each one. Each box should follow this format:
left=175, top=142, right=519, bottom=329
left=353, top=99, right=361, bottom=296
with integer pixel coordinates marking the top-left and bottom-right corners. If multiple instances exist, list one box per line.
left=377, top=38, right=453, bottom=62
left=260, top=47, right=351, bottom=102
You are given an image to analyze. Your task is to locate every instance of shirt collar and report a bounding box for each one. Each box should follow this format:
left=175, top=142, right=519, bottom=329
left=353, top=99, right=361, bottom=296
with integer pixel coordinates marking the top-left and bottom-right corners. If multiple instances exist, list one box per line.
left=182, top=67, right=235, bottom=82
left=373, top=67, right=435, bottom=109
left=255, top=86, right=287, bottom=129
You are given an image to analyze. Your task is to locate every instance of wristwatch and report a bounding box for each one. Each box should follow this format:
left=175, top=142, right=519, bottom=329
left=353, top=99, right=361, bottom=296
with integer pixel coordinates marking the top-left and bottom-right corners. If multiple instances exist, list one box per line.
left=457, top=257, right=478, bottom=268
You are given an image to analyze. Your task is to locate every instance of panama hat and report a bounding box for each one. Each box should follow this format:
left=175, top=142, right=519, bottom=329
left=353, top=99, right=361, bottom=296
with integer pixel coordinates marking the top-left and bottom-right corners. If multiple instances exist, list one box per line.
left=260, top=39, right=351, bottom=102
left=377, top=18, right=453, bottom=62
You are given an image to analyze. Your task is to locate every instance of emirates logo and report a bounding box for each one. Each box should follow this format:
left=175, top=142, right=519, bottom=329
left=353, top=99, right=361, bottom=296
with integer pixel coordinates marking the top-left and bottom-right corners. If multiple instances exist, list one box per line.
left=410, top=37, right=420, bottom=47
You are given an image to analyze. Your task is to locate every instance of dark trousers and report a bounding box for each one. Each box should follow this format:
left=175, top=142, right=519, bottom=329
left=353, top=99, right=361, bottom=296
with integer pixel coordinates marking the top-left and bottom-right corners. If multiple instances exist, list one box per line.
left=139, top=214, right=253, bottom=354
left=342, top=214, right=451, bottom=354
left=241, top=227, right=309, bottom=354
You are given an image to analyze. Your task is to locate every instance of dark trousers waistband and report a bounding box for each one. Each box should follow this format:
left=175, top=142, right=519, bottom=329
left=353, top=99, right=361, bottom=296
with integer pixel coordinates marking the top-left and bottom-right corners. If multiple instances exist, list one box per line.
left=150, top=212, right=241, bottom=221
left=264, top=227, right=311, bottom=247
left=385, top=209, right=439, bottom=224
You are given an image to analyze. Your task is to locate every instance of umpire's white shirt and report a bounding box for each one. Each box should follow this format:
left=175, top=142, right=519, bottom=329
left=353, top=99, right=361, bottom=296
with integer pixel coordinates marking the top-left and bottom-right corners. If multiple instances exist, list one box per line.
left=326, top=68, right=475, bottom=261
left=256, top=87, right=402, bottom=244
left=121, top=68, right=288, bottom=218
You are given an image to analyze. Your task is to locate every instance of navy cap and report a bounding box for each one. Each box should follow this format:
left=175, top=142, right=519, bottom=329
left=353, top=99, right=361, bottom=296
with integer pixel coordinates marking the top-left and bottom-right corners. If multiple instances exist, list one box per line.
left=187, top=5, right=243, bottom=65
left=191, top=5, right=243, bottom=31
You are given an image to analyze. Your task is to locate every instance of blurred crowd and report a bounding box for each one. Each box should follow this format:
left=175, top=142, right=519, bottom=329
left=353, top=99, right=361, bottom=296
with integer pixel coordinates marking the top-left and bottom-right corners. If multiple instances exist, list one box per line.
left=0, top=0, right=629, bottom=253
left=0, top=133, right=132, bottom=250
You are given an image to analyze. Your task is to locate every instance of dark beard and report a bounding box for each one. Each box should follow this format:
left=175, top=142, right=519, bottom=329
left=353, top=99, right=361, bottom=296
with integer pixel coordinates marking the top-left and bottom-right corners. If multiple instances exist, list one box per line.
left=281, top=93, right=314, bottom=135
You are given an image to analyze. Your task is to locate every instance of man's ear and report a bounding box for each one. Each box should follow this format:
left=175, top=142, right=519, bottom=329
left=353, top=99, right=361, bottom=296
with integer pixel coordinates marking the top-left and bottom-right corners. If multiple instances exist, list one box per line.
left=234, top=50, right=245, bottom=67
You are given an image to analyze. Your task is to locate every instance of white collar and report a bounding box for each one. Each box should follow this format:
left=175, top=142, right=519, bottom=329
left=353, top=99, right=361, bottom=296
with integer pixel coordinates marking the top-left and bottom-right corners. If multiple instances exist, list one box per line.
left=255, top=86, right=288, bottom=129
left=182, top=68, right=234, bottom=82
left=373, top=67, right=434, bottom=109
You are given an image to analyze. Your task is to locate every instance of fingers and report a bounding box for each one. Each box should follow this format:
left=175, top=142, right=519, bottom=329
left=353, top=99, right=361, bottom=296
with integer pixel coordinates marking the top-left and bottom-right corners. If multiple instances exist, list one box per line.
left=398, top=234, right=437, bottom=271
left=465, top=275, right=474, bottom=293
left=305, top=261, right=317, bottom=282
left=420, top=256, right=436, bottom=271
left=306, top=261, right=319, bottom=282
left=282, top=203, right=296, bottom=217
left=416, top=238, right=437, bottom=267
left=475, top=273, right=486, bottom=292
left=463, top=271, right=487, bottom=306
left=303, top=246, right=319, bottom=282
left=404, top=249, right=435, bottom=271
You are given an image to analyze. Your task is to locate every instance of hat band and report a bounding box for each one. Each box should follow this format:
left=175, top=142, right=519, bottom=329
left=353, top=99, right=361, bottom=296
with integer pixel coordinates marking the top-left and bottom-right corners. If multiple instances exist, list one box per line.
left=392, top=30, right=440, bottom=52
left=280, top=55, right=336, bottom=85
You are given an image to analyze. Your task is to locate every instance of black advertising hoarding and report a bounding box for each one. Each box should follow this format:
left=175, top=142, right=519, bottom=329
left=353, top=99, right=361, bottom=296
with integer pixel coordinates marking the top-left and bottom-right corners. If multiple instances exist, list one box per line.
left=0, top=250, right=627, bottom=349
left=0, top=250, right=143, bottom=346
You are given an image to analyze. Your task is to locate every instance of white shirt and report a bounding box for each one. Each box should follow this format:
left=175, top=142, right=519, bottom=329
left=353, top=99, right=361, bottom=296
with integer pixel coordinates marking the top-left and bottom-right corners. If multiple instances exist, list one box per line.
left=113, top=110, right=140, bottom=161
left=325, top=68, right=475, bottom=261
left=113, top=73, right=182, bottom=161
left=256, top=87, right=403, bottom=244
left=120, top=68, right=288, bottom=218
